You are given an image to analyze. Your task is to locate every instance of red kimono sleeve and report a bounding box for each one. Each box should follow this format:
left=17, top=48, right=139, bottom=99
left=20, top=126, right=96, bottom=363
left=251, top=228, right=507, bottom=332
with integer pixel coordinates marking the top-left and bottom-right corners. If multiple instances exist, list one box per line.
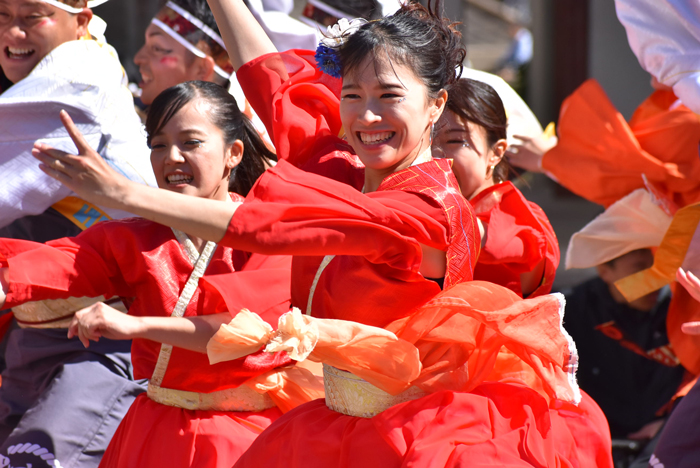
left=470, top=182, right=560, bottom=297
left=201, top=253, right=292, bottom=321
left=238, top=50, right=364, bottom=188
left=0, top=222, right=132, bottom=307
left=222, top=160, right=450, bottom=271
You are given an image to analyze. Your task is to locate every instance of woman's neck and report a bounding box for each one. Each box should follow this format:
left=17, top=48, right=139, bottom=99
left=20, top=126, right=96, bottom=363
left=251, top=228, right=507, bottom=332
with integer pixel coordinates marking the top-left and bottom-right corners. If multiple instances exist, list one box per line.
left=189, top=189, right=231, bottom=252
left=468, top=178, right=498, bottom=200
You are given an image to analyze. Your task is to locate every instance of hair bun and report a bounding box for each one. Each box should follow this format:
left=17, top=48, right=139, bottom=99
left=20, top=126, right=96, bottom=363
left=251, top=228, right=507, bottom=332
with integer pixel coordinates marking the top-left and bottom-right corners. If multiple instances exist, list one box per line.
left=338, top=0, right=465, bottom=96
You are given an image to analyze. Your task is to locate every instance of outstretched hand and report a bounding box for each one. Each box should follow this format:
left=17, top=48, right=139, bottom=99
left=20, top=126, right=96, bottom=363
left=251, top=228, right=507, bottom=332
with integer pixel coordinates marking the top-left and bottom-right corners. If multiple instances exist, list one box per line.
left=678, top=268, right=700, bottom=335
left=68, top=302, right=144, bottom=348
left=505, top=134, right=557, bottom=173
left=31, top=110, right=132, bottom=210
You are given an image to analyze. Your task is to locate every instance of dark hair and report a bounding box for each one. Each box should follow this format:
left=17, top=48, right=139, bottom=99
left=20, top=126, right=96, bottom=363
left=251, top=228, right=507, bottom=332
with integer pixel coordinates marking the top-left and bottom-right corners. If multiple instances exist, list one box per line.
left=445, top=78, right=510, bottom=182
left=163, top=0, right=220, bottom=34
left=338, top=1, right=465, bottom=98
left=145, top=81, right=276, bottom=196
left=324, top=0, right=382, bottom=20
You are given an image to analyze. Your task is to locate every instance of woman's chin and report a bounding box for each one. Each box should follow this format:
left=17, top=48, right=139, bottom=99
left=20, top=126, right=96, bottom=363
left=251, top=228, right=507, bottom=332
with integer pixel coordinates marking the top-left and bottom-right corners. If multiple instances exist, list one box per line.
left=355, top=149, right=410, bottom=172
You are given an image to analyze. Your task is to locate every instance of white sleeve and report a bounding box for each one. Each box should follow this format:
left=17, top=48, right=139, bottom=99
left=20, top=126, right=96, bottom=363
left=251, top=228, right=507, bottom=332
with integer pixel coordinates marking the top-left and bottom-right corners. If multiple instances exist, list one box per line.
left=246, top=0, right=319, bottom=51
left=0, top=102, right=104, bottom=228
left=0, top=41, right=156, bottom=227
left=616, top=0, right=700, bottom=113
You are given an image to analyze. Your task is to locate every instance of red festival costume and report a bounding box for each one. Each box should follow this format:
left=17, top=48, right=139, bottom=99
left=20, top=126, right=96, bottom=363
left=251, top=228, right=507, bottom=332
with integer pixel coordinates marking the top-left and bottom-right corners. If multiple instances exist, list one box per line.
left=0, top=199, right=293, bottom=468
left=243, top=47, right=560, bottom=299
left=199, top=50, right=612, bottom=467
left=471, top=181, right=560, bottom=297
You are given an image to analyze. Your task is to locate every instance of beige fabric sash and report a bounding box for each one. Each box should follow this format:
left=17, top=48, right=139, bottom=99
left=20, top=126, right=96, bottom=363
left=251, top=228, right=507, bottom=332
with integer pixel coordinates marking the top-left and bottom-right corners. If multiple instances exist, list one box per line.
left=323, top=363, right=426, bottom=418
left=13, top=296, right=126, bottom=329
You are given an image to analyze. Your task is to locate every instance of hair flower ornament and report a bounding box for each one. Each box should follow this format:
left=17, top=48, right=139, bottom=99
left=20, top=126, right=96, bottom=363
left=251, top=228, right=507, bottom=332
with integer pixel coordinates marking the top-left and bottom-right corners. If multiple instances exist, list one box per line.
left=315, top=17, right=368, bottom=78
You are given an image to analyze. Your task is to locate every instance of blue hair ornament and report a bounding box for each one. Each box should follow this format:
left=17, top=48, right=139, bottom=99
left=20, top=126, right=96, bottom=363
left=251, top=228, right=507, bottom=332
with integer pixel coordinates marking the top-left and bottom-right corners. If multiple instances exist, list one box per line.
left=315, top=44, right=342, bottom=78
left=314, top=18, right=368, bottom=78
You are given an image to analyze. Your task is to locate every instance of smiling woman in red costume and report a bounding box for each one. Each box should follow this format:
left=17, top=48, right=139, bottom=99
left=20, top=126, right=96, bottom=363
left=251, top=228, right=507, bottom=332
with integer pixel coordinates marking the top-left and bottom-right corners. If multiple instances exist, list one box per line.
left=29, top=0, right=610, bottom=465
left=0, top=82, right=304, bottom=468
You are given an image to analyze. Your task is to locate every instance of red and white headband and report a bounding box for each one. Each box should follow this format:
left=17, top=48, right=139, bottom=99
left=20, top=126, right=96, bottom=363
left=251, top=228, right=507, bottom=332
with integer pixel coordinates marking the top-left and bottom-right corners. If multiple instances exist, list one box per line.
left=152, top=1, right=233, bottom=79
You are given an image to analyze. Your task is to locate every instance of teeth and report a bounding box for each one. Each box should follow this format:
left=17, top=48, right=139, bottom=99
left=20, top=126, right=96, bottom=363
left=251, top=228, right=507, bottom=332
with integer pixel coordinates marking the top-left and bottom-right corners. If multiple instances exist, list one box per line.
left=166, top=174, right=193, bottom=184
left=7, top=47, right=33, bottom=56
left=359, top=132, right=394, bottom=144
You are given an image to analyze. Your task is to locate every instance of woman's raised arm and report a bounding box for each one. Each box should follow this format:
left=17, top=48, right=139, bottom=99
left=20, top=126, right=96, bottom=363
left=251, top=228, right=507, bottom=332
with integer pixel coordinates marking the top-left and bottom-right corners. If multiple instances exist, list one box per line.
left=206, top=0, right=278, bottom=69
left=32, top=111, right=237, bottom=242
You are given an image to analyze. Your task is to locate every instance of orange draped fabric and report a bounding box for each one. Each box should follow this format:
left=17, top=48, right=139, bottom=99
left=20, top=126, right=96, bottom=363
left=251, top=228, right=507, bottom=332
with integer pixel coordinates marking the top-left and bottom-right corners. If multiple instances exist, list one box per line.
left=542, top=79, right=700, bottom=208
left=544, top=80, right=700, bottom=383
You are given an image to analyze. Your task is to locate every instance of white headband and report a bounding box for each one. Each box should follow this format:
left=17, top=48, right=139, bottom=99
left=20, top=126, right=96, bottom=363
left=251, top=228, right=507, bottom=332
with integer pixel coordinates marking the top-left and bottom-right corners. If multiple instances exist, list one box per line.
left=42, top=0, right=108, bottom=14
left=151, top=1, right=231, bottom=79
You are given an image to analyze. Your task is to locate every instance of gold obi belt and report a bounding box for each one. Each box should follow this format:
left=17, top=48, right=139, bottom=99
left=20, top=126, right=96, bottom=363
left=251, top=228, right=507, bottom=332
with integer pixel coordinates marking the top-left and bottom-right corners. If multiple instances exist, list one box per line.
left=147, top=381, right=276, bottom=412
left=323, top=364, right=427, bottom=418
left=12, top=296, right=122, bottom=329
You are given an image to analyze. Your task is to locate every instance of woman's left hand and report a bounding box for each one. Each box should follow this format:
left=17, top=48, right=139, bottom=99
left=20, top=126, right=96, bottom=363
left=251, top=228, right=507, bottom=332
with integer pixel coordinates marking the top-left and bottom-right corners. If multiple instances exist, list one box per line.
left=678, top=268, right=700, bottom=335
left=506, top=134, right=557, bottom=173
left=67, top=302, right=144, bottom=348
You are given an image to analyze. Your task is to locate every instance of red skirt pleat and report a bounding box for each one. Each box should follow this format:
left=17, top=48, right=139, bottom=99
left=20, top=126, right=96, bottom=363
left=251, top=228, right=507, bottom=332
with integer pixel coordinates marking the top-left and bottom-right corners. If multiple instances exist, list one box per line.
left=99, top=394, right=282, bottom=468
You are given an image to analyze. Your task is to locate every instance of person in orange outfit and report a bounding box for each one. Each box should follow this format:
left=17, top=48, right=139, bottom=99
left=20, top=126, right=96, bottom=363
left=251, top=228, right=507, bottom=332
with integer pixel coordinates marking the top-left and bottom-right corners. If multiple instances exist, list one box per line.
left=507, top=79, right=700, bottom=210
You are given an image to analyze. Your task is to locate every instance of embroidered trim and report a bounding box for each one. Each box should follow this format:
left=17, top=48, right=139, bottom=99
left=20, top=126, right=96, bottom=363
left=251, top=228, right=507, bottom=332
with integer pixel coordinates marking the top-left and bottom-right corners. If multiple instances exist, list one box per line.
left=149, top=230, right=217, bottom=390
left=13, top=296, right=109, bottom=329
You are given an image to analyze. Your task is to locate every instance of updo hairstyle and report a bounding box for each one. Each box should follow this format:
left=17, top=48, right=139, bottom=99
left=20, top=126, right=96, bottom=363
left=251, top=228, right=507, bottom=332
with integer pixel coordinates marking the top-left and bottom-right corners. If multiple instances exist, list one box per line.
left=338, top=0, right=466, bottom=98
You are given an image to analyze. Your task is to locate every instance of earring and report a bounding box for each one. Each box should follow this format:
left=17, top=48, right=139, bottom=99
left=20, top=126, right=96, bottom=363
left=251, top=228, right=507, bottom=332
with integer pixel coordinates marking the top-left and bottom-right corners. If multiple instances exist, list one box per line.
left=485, top=164, right=495, bottom=180
left=429, top=122, right=434, bottom=146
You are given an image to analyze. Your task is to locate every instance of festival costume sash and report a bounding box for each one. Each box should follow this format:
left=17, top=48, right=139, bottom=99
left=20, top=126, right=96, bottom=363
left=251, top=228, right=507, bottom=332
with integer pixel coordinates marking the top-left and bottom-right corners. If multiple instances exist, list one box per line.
left=147, top=228, right=276, bottom=412
left=208, top=282, right=582, bottom=417
left=615, top=202, right=700, bottom=302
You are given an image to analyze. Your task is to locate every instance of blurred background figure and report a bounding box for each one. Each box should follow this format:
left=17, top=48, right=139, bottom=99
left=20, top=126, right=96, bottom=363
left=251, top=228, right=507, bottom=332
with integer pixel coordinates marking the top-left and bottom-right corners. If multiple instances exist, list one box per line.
left=563, top=189, right=687, bottom=467
left=489, top=0, right=532, bottom=97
